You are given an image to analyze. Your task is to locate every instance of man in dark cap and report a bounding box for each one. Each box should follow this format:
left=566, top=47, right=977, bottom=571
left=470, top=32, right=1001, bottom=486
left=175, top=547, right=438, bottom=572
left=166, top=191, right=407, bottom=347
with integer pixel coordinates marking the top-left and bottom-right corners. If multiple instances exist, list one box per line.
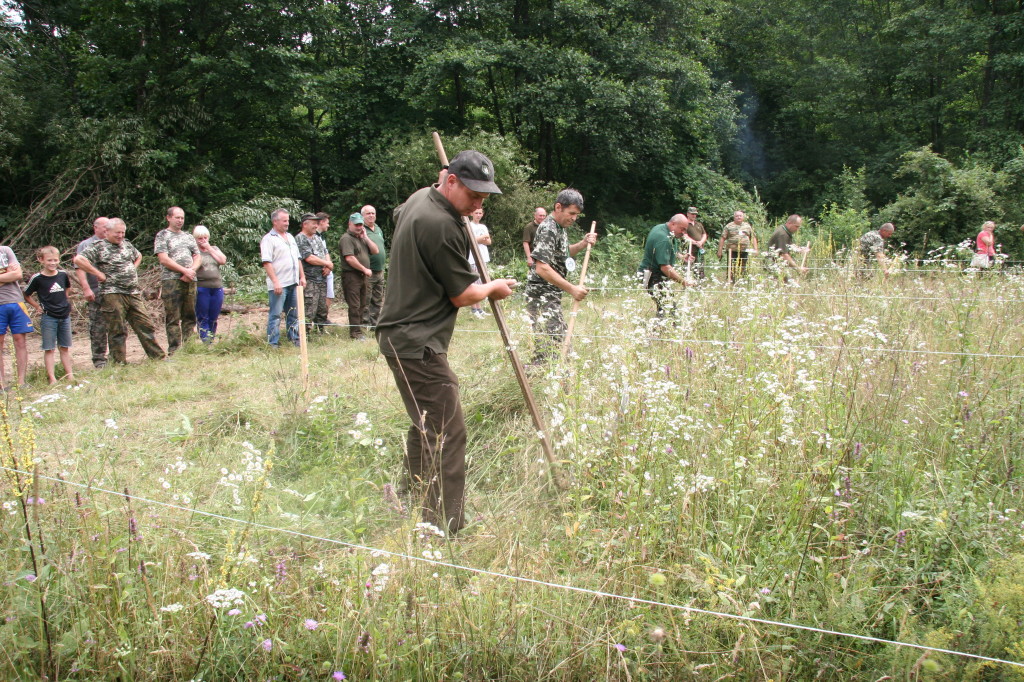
left=376, top=150, right=517, bottom=536
left=296, top=212, right=332, bottom=333
left=684, top=207, right=708, bottom=279
left=339, top=212, right=379, bottom=340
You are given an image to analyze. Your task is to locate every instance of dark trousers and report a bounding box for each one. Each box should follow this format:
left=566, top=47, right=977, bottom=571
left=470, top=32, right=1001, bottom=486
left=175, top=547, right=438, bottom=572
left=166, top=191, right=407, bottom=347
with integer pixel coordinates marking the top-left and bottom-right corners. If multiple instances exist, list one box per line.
left=385, top=350, right=467, bottom=535
left=161, top=279, right=197, bottom=353
left=101, top=293, right=166, bottom=363
left=364, top=270, right=386, bottom=327
left=646, top=270, right=672, bottom=317
left=86, top=297, right=108, bottom=367
left=341, top=270, right=368, bottom=338
left=726, top=249, right=749, bottom=281
left=195, top=287, right=224, bottom=342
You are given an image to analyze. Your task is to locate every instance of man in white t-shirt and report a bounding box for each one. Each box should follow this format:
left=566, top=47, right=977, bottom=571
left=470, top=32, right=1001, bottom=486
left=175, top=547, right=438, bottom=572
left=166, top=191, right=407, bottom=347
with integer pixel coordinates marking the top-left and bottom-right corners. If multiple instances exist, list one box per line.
left=260, top=208, right=306, bottom=347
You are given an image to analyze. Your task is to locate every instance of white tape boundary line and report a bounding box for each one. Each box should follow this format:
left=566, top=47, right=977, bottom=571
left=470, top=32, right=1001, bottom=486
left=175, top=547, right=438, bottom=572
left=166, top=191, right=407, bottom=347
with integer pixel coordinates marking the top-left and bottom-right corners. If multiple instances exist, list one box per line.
left=300, top=322, right=1024, bottom=359
left=5, top=466, right=1022, bottom=670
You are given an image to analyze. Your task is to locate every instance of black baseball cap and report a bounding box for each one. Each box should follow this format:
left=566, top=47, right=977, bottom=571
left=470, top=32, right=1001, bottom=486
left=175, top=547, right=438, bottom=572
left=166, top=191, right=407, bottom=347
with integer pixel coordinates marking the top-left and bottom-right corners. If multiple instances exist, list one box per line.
left=448, top=150, right=502, bottom=195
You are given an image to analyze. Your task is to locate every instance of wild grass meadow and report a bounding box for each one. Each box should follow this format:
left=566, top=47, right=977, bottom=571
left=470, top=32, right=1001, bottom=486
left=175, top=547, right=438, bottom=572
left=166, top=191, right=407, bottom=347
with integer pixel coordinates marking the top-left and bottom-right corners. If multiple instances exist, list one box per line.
left=2, top=260, right=1023, bottom=680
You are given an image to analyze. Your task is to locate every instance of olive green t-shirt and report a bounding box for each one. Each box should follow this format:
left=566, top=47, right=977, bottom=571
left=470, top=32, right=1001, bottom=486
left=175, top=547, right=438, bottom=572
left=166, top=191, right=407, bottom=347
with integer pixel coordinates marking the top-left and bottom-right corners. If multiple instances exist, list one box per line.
left=766, top=224, right=795, bottom=258
left=375, top=186, right=477, bottom=359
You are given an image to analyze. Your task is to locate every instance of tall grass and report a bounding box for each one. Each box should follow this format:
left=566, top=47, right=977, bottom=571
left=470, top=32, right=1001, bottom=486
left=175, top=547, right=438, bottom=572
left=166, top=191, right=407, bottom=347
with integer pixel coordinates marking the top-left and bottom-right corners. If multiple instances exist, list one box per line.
left=1, top=268, right=1023, bottom=680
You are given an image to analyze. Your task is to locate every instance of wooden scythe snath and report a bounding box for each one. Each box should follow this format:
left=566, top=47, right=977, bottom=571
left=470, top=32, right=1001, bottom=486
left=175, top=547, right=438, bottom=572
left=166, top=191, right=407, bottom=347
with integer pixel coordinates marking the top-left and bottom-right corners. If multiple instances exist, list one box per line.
left=800, top=240, right=812, bottom=270
left=560, top=221, right=596, bottom=361
left=431, top=132, right=566, bottom=490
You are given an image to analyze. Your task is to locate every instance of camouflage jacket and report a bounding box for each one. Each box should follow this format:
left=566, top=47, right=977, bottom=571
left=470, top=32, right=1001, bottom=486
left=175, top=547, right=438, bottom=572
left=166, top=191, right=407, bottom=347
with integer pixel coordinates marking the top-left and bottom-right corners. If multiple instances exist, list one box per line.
left=859, top=230, right=885, bottom=259
left=526, top=216, right=569, bottom=298
left=154, top=229, right=199, bottom=280
left=722, top=222, right=754, bottom=251
left=296, top=232, right=329, bottom=282
left=79, top=239, right=142, bottom=295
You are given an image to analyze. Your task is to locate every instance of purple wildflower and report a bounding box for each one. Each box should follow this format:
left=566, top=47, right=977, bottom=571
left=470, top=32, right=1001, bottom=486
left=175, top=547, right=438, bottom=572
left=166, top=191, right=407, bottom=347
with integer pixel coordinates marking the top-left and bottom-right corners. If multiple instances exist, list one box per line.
left=261, top=639, right=272, bottom=652
left=332, top=673, right=347, bottom=681
left=304, top=619, right=319, bottom=630
left=614, top=643, right=627, bottom=652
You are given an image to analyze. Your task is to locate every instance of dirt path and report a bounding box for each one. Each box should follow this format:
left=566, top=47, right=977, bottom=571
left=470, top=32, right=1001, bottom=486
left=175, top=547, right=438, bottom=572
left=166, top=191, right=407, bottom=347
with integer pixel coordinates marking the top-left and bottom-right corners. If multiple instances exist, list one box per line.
left=4, top=298, right=354, bottom=382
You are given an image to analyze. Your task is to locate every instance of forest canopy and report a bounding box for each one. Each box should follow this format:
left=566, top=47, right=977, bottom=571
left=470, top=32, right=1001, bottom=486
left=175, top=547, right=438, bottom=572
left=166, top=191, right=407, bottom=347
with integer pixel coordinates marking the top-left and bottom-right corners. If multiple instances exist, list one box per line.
left=1, top=0, right=1022, bottom=259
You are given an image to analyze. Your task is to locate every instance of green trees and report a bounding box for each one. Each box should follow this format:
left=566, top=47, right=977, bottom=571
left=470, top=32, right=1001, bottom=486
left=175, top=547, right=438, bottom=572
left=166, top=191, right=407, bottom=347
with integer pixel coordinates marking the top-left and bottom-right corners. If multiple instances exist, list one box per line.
left=0, top=0, right=1022, bottom=257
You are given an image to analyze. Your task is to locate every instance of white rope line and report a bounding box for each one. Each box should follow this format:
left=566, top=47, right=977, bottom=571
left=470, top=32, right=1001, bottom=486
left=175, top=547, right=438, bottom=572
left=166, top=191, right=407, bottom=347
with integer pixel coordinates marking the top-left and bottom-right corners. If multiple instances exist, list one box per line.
left=8, top=466, right=1021, bottom=670
left=580, top=286, right=1024, bottom=304
left=298, top=320, right=1024, bottom=359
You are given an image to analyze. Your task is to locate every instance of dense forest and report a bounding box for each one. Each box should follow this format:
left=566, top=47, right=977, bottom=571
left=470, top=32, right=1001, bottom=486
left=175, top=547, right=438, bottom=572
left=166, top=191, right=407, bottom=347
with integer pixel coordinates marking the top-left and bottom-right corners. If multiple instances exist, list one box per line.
left=1, top=0, right=1023, bottom=261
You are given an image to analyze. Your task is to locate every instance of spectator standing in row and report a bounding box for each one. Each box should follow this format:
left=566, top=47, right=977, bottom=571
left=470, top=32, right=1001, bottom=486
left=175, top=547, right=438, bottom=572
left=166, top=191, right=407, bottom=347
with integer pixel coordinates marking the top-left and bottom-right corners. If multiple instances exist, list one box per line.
left=361, top=205, right=387, bottom=328
left=525, top=189, right=597, bottom=364
left=339, top=212, right=379, bottom=341
left=0, top=242, right=33, bottom=389
left=467, top=207, right=492, bottom=318
left=75, top=216, right=110, bottom=368
left=74, top=218, right=165, bottom=364
left=155, top=206, right=201, bottom=354
left=193, top=226, right=227, bottom=342
left=260, top=209, right=305, bottom=347
left=522, top=206, right=547, bottom=271
left=296, top=212, right=332, bottom=333
left=718, top=210, right=758, bottom=281
left=24, top=246, right=75, bottom=384
left=684, top=207, right=708, bottom=279
left=315, top=213, right=334, bottom=318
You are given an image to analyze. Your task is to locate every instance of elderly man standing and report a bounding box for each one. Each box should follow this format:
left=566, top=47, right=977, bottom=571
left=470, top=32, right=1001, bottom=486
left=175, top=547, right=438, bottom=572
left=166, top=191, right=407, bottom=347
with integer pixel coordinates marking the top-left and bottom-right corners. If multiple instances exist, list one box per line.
left=339, top=212, right=379, bottom=341
left=361, top=204, right=387, bottom=328
left=525, top=189, right=597, bottom=364
left=684, top=207, right=708, bottom=279
left=640, top=214, right=693, bottom=317
left=859, top=222, right=895, bottom=275
left=296, top=212, right=332, bottom=333
left=154, top=206, right=201, bottom=354
left=260, top=209, right=306, bottom=347
left=376, top=150, right=516, bottom=535
left=76, top=216, right=110, bottom=368
left=718, top=210, right=758, bottom=282
left=766, top=214, right=809, bottom=277
left=522, top=206, right=548, bottom=271
left=74, top=218, right=166, bottom=363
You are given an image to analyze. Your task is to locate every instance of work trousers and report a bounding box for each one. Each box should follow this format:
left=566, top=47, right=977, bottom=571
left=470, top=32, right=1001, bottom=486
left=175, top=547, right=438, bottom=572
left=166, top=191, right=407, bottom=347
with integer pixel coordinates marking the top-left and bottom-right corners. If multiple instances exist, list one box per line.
left=303, top=279, right=329, bottom=332
left=101, top=293, right=165, bottom=364
left=525, top=290, right=565, bottom=363
left=364, top=270, right=386, bottom=328
left=86, top=297, right=108, bottom=367
left=341, top=270, right=368, bottom=339
left=161, top=279, right=197, bottom=354
left=385, top=350, right=467, bottom=535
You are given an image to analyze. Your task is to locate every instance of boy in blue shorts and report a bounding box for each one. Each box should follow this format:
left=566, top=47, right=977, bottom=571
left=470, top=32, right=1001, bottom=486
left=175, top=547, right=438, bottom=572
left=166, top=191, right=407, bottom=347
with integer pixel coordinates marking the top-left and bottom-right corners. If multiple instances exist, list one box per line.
left=24, top=246, right=75, bottom=385
left=0, top=243, right=33, bottom=390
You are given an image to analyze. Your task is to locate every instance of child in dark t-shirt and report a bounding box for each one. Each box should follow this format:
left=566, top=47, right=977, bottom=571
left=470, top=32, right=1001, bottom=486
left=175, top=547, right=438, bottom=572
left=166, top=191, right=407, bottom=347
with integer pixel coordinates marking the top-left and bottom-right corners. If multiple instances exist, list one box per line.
left=24, top=246, right=75, bottom=384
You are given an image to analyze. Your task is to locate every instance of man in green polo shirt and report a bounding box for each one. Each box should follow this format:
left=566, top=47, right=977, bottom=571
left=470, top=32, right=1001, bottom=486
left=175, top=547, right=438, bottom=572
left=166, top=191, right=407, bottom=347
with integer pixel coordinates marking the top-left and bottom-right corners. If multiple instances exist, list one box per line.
left=639, top=213, right=692, bottom=317
left=361, top=204, right=387, bottom=328
left=376, top=150, right=517, bottom=536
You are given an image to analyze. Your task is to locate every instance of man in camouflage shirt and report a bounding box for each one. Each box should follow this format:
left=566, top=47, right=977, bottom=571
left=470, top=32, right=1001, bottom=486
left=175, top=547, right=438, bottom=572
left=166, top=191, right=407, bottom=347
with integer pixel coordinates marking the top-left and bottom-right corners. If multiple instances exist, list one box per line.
left=154, top=206, right=201, bottom=354
left=75, top=216, right=110, bottom=367
left=717, top=210, right=758, bottom=282
left=296, top=213, right=332, bottom=333
left=525, top=188, right=597, bottom=364
left=859, top=222, right=894, bottom=275
left=74, top=218, right=166, bottom=363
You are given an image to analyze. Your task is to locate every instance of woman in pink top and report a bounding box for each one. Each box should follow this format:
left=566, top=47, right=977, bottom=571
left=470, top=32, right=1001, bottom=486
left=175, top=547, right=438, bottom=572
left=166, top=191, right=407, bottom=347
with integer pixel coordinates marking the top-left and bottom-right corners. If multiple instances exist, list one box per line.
left=974, top=221, right=996, bottom=269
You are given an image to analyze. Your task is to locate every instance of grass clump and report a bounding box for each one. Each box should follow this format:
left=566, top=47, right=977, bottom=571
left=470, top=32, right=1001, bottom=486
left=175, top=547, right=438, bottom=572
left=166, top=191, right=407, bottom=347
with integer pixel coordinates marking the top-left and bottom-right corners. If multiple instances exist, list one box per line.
left=0, top=268, right=1022, bottom=679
